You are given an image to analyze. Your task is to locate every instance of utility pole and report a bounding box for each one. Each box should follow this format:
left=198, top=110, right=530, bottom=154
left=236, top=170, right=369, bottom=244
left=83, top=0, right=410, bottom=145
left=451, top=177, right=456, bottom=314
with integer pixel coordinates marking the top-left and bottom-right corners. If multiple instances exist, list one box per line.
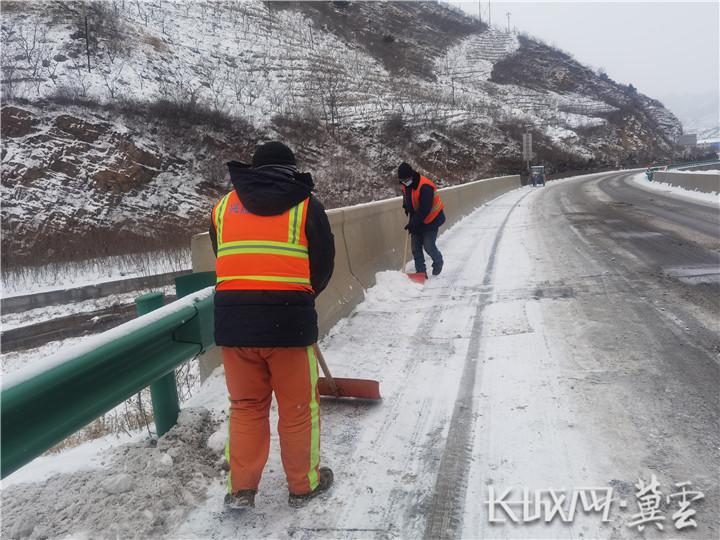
left=478, top=0, right=481, bottom=24
left=84, top=2, right=91, bottom=72
left=488, top=0, right=491, bottom=26
left=506, top=12, right=511, bottom=33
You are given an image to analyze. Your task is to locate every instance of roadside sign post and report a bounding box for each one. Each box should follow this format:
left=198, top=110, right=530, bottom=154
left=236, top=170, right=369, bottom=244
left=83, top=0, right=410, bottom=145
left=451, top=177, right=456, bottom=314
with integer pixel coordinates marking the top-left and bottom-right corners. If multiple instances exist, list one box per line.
left=522, top=132, right=532, bottom=172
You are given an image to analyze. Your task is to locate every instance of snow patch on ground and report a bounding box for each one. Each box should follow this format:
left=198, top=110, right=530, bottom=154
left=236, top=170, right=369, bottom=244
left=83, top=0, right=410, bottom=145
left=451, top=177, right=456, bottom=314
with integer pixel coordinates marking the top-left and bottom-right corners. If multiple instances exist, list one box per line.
left=1, top=408, right=222, bottom=539
left=0, top=336, right=87, bottom=378
left=0, top=431, right=144, bottom=489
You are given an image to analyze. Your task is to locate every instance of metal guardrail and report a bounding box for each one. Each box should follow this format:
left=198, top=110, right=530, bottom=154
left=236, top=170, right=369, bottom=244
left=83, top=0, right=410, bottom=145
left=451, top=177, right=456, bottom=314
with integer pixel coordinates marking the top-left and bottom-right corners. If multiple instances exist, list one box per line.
left=0, top=272, right=216, bottom=479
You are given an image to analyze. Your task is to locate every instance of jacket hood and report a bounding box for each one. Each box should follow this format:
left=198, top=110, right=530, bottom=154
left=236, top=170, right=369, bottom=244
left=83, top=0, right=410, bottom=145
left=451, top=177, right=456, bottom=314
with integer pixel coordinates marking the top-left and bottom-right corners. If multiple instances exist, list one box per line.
left=227, top=161, right=314, bottom=216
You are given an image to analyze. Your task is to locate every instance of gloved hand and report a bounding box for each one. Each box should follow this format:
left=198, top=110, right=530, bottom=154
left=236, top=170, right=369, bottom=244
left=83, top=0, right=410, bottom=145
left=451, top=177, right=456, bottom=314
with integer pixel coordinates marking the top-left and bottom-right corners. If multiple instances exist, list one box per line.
left=405, top=219, right=421, bottom=234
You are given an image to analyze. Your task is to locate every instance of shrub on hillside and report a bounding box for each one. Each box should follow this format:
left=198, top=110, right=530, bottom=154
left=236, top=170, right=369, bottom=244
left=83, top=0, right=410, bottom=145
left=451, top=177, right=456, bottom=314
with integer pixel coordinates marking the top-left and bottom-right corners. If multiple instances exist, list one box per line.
left=47, top=85, right=98, bottom=107
left=145, top=99, right=229, bottom=131
left=381, top=113, right=409, bottom=141
left=271, top=109, right=324, bottom=142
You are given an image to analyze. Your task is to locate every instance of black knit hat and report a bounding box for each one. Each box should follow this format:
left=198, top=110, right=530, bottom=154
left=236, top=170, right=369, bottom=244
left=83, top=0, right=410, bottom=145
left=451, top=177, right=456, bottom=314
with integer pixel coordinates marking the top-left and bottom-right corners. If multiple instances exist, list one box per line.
left=398, top=162, right=414, bottom=180
left=252, top=141, right=297, bottom=168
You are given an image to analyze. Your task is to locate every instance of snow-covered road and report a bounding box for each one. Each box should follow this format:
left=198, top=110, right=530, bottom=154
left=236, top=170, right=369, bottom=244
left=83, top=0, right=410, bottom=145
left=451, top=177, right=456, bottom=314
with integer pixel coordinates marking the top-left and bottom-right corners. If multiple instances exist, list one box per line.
left=3, top=173, right=718, bottom=540
left=177, top=185, right=535, bottom=539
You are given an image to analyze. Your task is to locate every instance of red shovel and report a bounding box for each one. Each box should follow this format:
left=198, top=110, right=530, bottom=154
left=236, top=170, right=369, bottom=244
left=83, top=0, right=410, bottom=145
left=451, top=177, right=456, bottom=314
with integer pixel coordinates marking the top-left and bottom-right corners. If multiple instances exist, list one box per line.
left=315, top=344, right=381, bottom=400
left=402, top=233, right=427, bottom=284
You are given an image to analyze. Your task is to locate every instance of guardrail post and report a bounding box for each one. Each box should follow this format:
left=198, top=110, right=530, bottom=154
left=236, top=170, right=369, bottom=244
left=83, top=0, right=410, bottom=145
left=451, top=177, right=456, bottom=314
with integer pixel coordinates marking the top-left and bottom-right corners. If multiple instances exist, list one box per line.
left=174, top=271, right=216, bottom=299
left=175, top=271, right=220, bottom=382
left=135, top=291, right=179, bottom=437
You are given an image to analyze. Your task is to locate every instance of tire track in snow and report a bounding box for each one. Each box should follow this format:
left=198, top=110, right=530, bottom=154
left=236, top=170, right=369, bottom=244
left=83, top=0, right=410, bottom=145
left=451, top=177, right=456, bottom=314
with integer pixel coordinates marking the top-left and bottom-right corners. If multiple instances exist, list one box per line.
left=423, top=191, right=532, bottom=540
left=373, top=198, right=531, bottom=534
left=322, top=192, right=531, bottom=537
left=329, top=202, right=501, bottom=536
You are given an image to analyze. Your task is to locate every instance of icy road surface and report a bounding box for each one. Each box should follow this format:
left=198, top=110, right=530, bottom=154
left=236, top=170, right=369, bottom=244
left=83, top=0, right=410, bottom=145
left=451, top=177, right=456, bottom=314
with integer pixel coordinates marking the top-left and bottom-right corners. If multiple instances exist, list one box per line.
left=2, top=172, right=718, bottom=540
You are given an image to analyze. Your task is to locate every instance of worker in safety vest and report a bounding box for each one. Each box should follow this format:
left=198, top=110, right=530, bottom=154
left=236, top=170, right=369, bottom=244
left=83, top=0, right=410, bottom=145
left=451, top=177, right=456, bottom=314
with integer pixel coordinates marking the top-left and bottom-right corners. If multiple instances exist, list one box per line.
left=398, top=162, right=445, bottom=276
left=209, top=142, right=335, bottom=509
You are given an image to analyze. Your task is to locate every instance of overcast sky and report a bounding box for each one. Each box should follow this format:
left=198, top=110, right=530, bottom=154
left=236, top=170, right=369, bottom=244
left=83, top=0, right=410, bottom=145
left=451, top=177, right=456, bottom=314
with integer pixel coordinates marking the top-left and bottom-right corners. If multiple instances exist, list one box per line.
left=445, top=1, right=719, bottom=126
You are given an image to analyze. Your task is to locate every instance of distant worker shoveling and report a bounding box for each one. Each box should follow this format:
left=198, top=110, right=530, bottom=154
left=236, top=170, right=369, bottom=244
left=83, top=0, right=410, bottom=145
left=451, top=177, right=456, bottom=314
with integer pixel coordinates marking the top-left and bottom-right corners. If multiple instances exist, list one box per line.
left=398, top=162, right=446, bottom=283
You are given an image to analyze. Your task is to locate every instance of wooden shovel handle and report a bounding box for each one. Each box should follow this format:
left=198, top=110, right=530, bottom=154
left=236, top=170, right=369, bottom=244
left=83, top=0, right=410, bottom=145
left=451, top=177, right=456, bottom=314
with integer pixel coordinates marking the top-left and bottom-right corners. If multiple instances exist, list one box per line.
left=313, top=343, right=340, bottom=396
left=402, top=231, right=409, bottom=271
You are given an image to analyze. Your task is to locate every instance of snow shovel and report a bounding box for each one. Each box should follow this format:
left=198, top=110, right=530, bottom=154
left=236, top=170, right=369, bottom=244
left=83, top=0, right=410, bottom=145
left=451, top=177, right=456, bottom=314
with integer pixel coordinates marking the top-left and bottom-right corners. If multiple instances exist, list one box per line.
left=314, top=344, right=381, bottom=400
left=402, top=232, right=427, bottom=284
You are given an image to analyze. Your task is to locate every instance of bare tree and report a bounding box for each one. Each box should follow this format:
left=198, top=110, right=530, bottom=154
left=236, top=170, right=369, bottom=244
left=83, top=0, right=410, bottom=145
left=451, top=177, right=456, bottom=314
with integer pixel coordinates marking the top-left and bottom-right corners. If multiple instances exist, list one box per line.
left=198, top=64, right=228, bottom=113
left=134, top=0, right=149, bottom=25
left=17, top=21, right=51, bottom=96
left=243, top=76, right=262, bottom=108
left=1, top=25, right=22, bottom=100
left=267, top=84, right=288, bottom=115
left=309, top=54, right=348, bottom=132
left=100, top=60, right=126, bottom=99
left=68, top=55, right=91, bottom=97
left=157, top=64, right=203, bottom=108
left=130, top=64, right=146, bottom=93
left=230, top=70, right=248, bottom=115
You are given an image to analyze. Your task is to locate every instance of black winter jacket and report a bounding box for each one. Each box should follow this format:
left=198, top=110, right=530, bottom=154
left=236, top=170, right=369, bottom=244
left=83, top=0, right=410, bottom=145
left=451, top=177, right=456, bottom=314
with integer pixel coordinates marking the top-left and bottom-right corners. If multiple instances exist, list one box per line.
left=402, top=173, right=446, bottom=233
left=210, top=162, right=335, bottom=347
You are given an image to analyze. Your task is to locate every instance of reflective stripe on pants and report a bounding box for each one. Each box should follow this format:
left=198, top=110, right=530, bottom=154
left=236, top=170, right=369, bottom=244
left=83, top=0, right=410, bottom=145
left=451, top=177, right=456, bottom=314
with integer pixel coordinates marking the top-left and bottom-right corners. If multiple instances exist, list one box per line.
left=222, top=346, right=321, bottom=495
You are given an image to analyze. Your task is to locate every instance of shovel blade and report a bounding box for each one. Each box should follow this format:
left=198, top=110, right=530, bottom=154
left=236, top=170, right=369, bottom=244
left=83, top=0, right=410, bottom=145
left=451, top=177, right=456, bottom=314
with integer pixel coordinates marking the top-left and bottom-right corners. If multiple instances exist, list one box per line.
left=407, top=272, right=427, bottom=284
left=317, top=377, right=381, bottom=400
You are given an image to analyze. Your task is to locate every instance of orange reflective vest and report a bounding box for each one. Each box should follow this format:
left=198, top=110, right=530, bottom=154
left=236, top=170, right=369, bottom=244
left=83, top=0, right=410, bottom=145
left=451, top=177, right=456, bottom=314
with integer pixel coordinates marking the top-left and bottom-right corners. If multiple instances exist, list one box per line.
left=212, top=191, right=313, bottom=293
left=403, top=176, right=444, bottom=224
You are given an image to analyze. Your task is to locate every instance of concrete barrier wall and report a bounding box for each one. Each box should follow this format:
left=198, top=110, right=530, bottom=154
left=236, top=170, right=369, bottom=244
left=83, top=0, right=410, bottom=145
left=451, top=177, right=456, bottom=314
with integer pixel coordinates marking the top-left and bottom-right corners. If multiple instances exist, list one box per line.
left=654, top=171, right=720, bottom=194
left=314, top=210, right=365, bottom=335
left=192, top=174, right=520, bottom=377
left=340, top=197, right=407, bottom=289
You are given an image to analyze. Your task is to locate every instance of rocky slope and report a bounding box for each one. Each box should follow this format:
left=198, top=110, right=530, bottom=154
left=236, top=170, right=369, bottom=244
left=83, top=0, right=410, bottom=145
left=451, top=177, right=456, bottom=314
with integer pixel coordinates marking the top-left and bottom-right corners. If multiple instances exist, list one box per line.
left=1, top=0, right=683, bottom=266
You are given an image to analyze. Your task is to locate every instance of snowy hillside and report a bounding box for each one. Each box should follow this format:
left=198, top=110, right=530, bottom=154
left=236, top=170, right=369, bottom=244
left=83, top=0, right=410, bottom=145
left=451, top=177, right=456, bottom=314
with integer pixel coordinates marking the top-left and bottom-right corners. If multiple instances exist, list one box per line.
left=1, top=0, right=682, bottom=265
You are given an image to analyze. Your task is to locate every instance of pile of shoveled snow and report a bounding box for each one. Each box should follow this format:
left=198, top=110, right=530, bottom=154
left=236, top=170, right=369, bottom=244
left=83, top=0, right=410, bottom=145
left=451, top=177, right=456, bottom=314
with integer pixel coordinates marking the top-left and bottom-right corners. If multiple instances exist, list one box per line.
left=362, top=270, right=424, bottom=305
left=2, top=408, right=223, bottom=540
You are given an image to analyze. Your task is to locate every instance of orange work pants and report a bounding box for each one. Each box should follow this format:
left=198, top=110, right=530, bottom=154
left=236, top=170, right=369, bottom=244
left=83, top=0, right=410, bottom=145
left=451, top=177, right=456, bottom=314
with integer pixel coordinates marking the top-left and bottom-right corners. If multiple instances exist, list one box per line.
left=222, top=346, right=321, bottom=495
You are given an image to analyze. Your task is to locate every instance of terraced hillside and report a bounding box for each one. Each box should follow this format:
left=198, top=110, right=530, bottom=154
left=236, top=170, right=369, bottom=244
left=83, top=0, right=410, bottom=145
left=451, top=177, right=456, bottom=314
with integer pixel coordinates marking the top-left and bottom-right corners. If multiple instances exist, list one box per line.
left=1, top=0, right=682, bottom=266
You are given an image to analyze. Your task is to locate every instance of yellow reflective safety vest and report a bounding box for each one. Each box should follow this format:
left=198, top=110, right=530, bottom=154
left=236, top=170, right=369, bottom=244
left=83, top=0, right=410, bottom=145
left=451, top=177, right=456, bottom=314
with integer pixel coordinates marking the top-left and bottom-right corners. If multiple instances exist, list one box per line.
left=212, top=191, right=313, bottom=293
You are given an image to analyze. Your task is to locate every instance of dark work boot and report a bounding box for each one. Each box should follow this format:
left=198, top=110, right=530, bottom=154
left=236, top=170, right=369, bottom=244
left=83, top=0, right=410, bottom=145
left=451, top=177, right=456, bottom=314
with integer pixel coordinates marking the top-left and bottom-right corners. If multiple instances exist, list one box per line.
left=224, top=489, right=256, bottom=509
left=432, top=261, right=443, bottom=276
left=288, top=467, right=334, bottom=508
